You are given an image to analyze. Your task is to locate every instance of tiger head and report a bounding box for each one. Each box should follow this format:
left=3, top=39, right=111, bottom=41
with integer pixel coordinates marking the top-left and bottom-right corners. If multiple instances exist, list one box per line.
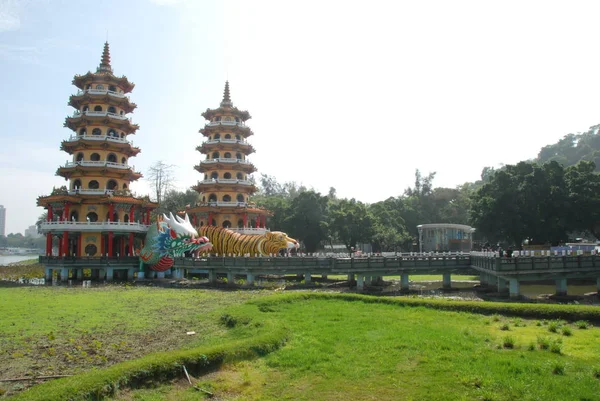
left=264, top=231, right=299, bottom=254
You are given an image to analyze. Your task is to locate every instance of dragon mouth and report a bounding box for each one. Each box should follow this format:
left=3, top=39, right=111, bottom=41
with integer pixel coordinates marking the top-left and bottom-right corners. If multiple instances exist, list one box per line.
left=194, top=236, right=212, bottom=253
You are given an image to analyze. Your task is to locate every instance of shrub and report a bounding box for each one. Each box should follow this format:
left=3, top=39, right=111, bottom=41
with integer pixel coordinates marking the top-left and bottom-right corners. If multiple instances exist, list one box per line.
left=561, top=326, right=572, bottom=337
left=502, top=336, right=516, bottom=349
left=537, top=336, right=550, bottom=350
left=576, top=320, right=590, bottom=329
left=548, top=321, right=561, bottom=333
left=552, top=362, right=565, bottom=375
left=550, top=340, right=563, bottom=355
left=527, top=342, right=536, bottom=351
left=500, top=323, right=510, bottom=331
left=593, top=367, right=600, bottom=379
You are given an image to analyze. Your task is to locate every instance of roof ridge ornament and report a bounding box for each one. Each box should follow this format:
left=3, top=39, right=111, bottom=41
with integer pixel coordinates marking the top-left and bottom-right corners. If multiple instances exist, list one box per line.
left=97, top=42, right=113, bottom=73
left=220, top=80, right=232, bottom=107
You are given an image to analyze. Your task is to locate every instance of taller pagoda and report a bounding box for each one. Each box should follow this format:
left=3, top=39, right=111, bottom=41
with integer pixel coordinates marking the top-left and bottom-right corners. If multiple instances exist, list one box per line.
left=37, top=43, right=157, bottom=270
left=188, top=82, right=270, bottom=231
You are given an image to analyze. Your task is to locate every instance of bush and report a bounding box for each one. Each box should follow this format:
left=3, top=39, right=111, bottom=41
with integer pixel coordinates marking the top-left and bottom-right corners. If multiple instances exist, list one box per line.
left=537, top=336, right=551, bottom=350
left=502, top=336, right=516, bottom=349
left=576, top=320, right=590, bottom=329
left=550, top=340, right=563, bottom=355
left=593, top=367, right=600, bottom=379
left=552, top=362, right=565, bottom=375
left=500, top=323, right=510, bottom=331
left=548, top=321, right=561, bottom=333
left=561, top=326, right=572, bottom=337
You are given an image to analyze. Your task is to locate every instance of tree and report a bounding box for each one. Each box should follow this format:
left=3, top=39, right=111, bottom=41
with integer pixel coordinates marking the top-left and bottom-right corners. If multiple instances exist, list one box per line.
left=564, top=160, right=600, bottom=237
left=284, top=191, right=330, bottom=253
left=329, top=198, right=374, bottom=251
left=147, top=161, right=176, bottom=204
left=470, top=161, right=571, bottom=247
left=158, top=189, right=199, bottom=216
left=369, top=198, right=410, bottom=252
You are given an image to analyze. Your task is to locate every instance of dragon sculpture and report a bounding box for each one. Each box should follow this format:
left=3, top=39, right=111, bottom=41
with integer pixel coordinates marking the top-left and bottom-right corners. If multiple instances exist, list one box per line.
left=199, top=225, right=299, bottom=256
left=139, top=213, right=212, bottom=272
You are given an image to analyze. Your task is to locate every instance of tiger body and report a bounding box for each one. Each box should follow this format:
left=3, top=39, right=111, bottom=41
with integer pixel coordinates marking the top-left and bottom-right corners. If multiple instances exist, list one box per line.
left=199, top=226, right=298, bottom=256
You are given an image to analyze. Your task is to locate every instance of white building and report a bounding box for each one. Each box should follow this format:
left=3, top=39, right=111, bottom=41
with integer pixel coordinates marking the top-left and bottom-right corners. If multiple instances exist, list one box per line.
left=417, top=223, right=475, bottom=253
left=25, top=225, right=41, bottom=238
left=0, top=205, right=5, bottom=237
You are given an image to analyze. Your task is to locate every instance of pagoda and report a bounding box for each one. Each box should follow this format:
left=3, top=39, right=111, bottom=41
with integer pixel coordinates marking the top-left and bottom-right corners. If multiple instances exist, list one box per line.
left=188, top=82, right=270, bottom=232
left=37, top=43, right=157, bottom=274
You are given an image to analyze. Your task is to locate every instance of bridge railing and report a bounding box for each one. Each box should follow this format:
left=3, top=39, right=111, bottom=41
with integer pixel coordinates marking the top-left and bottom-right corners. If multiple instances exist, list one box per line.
left=470, top=254, right=600, bottom=273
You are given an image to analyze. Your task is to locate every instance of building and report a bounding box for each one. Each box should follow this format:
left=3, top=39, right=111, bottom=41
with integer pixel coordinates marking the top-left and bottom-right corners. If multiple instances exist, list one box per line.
left=24, top=225, right=40, bottom=238
left=417, top=223, right=475, bottom=253
left=187, top=82, right=271, bottom=232
left=37, top=43, right=158, bottom=263
left=0, top=205, right=5, bottom=237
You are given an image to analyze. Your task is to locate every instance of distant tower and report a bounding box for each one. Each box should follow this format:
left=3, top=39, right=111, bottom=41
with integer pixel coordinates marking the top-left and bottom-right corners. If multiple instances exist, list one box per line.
left=37, top=43, right=158, bottom=261
left=0, top=205, right=5, bottom=237
left=188, top=82, right=270, bottom=231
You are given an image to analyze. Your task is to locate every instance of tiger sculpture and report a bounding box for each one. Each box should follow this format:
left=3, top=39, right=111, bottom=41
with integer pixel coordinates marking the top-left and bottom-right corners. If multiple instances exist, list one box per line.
left=198, top=226, right=299, bottom=256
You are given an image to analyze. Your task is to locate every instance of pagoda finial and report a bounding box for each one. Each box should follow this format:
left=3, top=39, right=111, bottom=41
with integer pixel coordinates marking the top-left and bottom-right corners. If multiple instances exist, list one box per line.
left=97, top=42, right=112, bottom=73
left=220, top=81, right=232, bottom=107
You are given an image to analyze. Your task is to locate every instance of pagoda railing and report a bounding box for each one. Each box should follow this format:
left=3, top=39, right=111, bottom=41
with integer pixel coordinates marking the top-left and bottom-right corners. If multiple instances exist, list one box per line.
left=207, top=121, right=246, bottom=127
left=198, top=201, right=249, bottom=208
left=39, top=221, right=150, bottom=233
left=68, top=189, right=115, bottom=195
left=72, top=111, right=130, bottom=121
left=197, top=179, right=254, bottom=186
left=66, top=135, right=132, bottom=145
left=203, top=139, right=249, bottom=145
left=75, top=88, right=127, bottom=98
left=201, top=158, right=253, bottom=165
left=228, top=227, right=270, bottom=235
left=62, top=161, right=133, bottom=170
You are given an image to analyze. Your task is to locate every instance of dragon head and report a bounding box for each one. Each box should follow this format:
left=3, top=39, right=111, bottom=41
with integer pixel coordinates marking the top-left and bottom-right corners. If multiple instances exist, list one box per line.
left=159, top=213, right=212, bottom=257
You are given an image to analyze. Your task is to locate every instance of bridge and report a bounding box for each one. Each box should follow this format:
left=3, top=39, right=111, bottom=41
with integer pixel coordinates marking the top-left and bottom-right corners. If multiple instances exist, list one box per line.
left=39, top=253, right=600, bottom=298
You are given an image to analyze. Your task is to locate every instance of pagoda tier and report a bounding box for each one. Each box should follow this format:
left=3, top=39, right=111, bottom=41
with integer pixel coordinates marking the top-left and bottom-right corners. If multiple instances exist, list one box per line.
left=189, top=81, right=270, bottom=230
left=69, top=90, right=137, bottom=114
left=37, top=42, right=156, bottom=259
left=61, top=135, right=141, bottom=157
left=199, top=122, right=254, bottom=139
left=64, top=112, right=139, bottom=134
left=194, top=159, right=256, bottom=174
left=56, top=163, right=142, bottom=181
left=192, top=178, right=257, bottom=194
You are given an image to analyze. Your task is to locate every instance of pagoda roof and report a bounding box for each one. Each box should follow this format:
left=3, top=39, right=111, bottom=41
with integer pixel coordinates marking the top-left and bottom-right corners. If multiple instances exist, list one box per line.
left=56, top=164, right=143, bottom=182
left=64, top=113, right=140, bottom=134
left=60, top=137, right=141, bottom=157
left=69, top=92, right=137, bottom=113
left=201, top=81, right=251, bottom=121
left=37, top=188, right=158, bottom=208
left=72, top=42, right=135, bottom=92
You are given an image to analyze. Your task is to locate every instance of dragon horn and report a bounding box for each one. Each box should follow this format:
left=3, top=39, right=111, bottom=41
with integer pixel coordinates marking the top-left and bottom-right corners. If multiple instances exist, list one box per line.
left=175, top=215, right=185, bottom=224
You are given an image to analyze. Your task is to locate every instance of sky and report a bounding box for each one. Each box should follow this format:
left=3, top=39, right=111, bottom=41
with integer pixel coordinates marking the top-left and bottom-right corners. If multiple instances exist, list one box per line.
left=2, top=0, right=600, bottom=235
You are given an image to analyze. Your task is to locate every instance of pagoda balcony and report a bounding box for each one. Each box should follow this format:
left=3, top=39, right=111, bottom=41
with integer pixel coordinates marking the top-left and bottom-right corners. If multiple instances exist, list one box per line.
left=71, top=111, right=131, bottom=121
left=197, top=179, right=254, bottom=186
left=200, top=158, right=253, bottom=166
left=207, top=121, right=246, bottom=127
left=39, top=221, right=150, bottom=233
left=76, top=88, right=127, bottom=98
left=199, top=139, right=255, bottom=154
left=204, top=138, right=249, bottom=145
left=228, top=227, right=270, bottom=235
left=62, top=161, right=133, bottom=170
left=199, top=201, right=249, bottom=208
left=65, top=134, right=133, bottom=145
left=68, top=189, right=114, bottom=195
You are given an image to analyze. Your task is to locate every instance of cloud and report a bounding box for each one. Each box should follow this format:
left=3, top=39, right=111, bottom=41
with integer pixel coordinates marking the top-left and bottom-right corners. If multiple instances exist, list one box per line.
left=0, top=0, right=22, bottom=32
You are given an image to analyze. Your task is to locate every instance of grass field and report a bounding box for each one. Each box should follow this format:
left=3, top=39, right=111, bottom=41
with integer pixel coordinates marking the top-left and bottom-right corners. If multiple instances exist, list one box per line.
left=112, top=295, right=600, bottom=401
left=0, top=286, right=267, bottom=397
left=3, top=287, right=600, bottom=400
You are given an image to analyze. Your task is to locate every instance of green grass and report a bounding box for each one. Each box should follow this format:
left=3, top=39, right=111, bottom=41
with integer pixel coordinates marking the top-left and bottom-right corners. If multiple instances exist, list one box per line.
left=116, top=294, right=600, bottom=401
left=5, top=290, right=600, bottom=401
left=0, top=287, right=269, bottom=397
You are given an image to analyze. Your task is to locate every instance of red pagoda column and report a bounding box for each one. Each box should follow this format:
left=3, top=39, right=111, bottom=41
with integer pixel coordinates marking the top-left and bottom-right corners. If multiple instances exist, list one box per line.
left=46, top=233, right=53, bottom=256
left=129, top=206, right=134, bottom=223
left=101, top=234, right=105, bottom=256
left=146, top=210, right=150, bottom=225
left=77, top=234, right=82, bottom=257
left=120, top=236, right=125, bottom=256
left=208, top=212, right=213, bottom=226
left=108, top=231, right=114, bottom=256
left=64, top=203, right=70, bottom=221
left=108, top=204, right=114, bottom=222
left=62, top=231, right=69, bottom=256
left=129, top=232, right=134, bottom=256
left=243, top=213, right=248, bottom=228
left=47, top=205, right=53, bottom=221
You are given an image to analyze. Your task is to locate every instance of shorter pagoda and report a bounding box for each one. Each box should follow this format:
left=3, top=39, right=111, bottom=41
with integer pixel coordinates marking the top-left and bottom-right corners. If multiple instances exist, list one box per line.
left=187, top=82, right=271, bottom=232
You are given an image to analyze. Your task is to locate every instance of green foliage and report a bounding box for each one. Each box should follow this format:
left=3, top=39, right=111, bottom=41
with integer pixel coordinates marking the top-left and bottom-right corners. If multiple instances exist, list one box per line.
left=561, top=326, right=573, bottom=336
left=502, top=335, right=516, bottom=349
left=576, top=320, right=590, bottom=329
left=284, top=191, right=330, bottom=253
left=537, top=125, right=600, bottom=169
left=552, top=362, right=565, bottom=375
left=329, top=198, right=374, bottom=251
